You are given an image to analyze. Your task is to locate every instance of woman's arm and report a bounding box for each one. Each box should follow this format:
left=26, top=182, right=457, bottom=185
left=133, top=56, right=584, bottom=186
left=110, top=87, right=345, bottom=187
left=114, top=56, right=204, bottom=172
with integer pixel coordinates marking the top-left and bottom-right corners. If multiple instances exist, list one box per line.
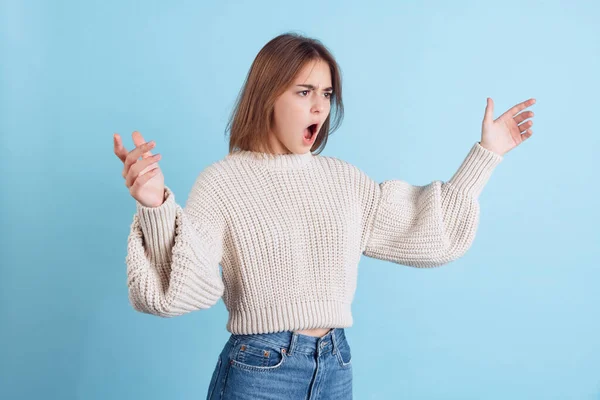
left=360, top=97, right=535, bottom=267
left=360, top=141, right=503, bottom=267
left=125, top=169, right=226, bottom=317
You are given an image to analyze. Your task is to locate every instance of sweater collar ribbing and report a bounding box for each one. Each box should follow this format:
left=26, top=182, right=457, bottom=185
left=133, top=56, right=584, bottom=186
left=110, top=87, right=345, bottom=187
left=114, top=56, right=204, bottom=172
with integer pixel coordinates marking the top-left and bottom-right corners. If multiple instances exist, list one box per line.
left=225, top=149, right=314, bottom=170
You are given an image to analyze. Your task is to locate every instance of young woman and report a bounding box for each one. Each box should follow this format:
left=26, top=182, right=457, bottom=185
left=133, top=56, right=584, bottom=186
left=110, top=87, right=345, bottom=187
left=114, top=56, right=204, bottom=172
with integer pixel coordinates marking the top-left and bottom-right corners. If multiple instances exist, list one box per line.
left=113, top=32, right=535, bottom=399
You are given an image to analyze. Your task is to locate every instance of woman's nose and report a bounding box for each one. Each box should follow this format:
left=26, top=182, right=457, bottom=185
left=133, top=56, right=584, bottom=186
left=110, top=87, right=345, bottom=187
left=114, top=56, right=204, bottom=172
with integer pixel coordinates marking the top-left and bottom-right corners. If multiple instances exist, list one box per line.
left=311, top=97, right=326, bottom=112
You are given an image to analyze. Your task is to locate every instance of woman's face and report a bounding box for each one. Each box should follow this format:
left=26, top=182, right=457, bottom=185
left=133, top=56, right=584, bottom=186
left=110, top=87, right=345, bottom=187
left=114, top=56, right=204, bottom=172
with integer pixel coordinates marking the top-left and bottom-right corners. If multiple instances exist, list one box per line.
left=268, top=59, right=333, bottom=154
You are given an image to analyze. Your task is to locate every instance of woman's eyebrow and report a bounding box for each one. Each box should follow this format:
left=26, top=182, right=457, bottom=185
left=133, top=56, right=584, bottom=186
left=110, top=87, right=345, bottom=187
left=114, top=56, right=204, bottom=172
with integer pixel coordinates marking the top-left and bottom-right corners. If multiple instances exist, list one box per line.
left=296, top=84, right=333, bottom=91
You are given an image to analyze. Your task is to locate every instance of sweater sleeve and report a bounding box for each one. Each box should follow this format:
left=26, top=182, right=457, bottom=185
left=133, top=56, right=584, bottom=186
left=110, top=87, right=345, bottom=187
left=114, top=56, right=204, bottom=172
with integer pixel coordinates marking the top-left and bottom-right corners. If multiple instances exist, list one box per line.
left=360, top=142, right=503, bottom=268
left=124, top=170, right=226, bottom=317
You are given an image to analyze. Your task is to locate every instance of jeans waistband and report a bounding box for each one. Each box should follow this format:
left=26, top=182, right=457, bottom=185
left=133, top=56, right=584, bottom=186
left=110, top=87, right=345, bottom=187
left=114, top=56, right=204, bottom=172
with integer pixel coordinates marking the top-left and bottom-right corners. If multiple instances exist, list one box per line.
left=227, top=328, right=346, bottom=356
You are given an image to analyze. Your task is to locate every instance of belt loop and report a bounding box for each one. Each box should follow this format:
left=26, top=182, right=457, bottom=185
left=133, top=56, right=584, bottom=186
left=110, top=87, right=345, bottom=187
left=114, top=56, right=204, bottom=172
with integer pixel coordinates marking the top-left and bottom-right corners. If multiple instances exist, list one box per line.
left=330, top=328, right=338, bottom=354
left=228, top=337, right=240, bottom=360
left=288, top=332, right=298, bottom=356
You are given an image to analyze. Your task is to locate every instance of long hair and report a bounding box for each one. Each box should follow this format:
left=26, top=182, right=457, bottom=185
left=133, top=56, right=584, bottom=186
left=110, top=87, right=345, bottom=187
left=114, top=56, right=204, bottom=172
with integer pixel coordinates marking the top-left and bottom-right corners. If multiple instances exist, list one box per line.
left=225, top=32, right=344, bottom=155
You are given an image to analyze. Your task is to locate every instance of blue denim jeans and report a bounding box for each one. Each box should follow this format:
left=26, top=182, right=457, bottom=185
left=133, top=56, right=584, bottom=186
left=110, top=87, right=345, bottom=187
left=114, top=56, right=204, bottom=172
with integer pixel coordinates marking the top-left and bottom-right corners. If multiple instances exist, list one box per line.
left=206, top=328, right=353, bottom=399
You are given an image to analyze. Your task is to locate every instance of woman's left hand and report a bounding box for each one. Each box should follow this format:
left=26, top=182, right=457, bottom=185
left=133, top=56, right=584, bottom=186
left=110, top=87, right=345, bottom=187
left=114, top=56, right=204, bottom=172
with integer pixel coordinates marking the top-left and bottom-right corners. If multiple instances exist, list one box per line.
left=480, top=97, right=536, bottom=156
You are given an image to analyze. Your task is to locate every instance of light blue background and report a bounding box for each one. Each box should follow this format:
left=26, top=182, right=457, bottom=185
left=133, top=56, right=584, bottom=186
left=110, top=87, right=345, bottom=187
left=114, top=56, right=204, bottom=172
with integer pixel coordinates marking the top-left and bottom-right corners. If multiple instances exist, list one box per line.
left=1, top=0, right=598, bottom=399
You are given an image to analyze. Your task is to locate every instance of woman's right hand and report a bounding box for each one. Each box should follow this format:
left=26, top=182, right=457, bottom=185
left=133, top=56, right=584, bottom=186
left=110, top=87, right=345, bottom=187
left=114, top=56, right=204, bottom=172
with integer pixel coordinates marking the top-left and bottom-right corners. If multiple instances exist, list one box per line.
left=113, top=130, right=166, bottom=208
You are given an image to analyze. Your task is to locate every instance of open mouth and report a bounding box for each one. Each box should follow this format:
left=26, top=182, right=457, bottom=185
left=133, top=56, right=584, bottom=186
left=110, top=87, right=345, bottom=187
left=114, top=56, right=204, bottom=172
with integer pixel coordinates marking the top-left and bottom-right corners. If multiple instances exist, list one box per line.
left=304, top=123, right=318, bottom=141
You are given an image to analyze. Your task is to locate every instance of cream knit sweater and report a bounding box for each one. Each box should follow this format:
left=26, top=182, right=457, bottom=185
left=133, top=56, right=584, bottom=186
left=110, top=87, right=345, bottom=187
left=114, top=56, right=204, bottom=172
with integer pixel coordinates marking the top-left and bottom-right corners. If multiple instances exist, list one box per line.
left=125, top=141, right=503, bottom=334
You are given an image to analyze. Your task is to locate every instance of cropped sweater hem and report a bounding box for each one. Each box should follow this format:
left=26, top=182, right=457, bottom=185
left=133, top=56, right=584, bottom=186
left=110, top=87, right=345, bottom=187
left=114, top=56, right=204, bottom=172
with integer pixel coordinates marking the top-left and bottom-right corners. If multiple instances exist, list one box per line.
left=226, top=300, right=353, bottom=335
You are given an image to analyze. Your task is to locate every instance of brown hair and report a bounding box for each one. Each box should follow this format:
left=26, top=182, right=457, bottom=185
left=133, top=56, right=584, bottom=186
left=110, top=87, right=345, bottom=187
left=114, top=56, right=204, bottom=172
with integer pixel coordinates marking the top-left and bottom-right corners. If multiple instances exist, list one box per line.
left=225, top=32, right=344, bottom=155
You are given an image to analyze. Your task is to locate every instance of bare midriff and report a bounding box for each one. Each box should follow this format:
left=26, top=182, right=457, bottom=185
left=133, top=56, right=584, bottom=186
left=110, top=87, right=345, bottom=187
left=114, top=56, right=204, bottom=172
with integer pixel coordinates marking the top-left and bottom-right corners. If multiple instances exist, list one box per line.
left=293, top=328, right=332, bottom=337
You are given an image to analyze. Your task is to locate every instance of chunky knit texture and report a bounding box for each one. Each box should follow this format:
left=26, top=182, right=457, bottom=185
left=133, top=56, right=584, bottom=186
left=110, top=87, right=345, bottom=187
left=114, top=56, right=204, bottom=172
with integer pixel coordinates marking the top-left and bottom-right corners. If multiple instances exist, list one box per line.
left=125, top=141, right=503, bottom=334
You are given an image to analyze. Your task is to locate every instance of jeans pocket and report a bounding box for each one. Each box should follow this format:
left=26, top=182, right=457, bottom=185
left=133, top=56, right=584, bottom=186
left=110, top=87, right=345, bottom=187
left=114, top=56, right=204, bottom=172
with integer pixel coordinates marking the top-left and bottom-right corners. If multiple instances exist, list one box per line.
left=229, top=338, right=287, bottom=372
left=335, top=337, right=352, bottom=368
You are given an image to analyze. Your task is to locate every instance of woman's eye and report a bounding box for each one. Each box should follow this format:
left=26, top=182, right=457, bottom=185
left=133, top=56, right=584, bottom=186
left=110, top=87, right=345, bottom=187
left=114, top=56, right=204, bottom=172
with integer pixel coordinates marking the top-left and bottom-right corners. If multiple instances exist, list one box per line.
left=299, top=90, right=333, bottom=99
